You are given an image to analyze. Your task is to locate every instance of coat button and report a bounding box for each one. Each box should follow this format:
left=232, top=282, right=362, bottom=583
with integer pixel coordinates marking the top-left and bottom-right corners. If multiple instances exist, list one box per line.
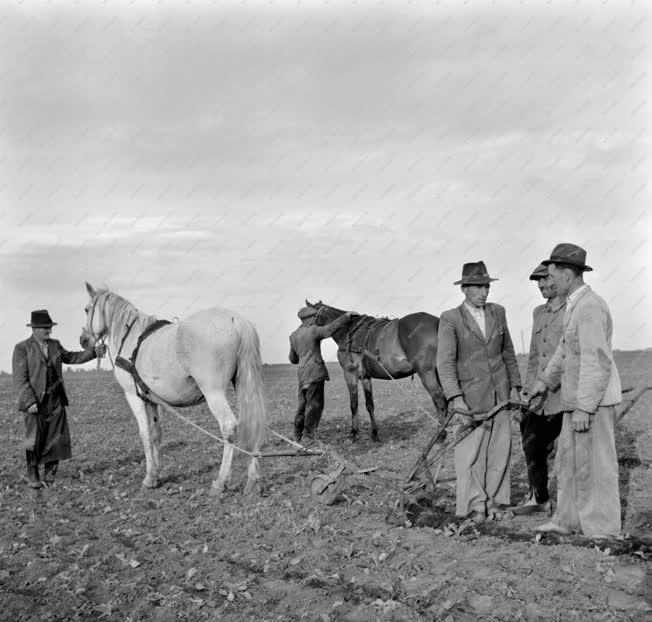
left=543, top=338, right=547, bottom=342
left=542, top=353, right=547, bottom=357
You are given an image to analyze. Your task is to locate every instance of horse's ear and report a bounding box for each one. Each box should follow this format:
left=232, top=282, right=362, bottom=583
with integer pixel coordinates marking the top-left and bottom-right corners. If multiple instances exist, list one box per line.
left=318, top=300, right=323, bottom=305
left=85, top=282, right=96, bottom=297
left=305, top=299, right=313, bottom=308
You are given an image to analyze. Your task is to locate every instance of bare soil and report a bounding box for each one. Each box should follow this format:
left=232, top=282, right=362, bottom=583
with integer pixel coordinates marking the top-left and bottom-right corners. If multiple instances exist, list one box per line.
left=0, top=352, right=650, bottom=621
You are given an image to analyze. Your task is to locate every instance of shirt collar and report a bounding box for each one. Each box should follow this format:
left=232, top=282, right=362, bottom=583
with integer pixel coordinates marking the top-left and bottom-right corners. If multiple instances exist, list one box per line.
left=463, top=301, right=485, bottom=315
left=567, top=283, right=589, bottom=305
left=546, top=297, right=566, bottom=313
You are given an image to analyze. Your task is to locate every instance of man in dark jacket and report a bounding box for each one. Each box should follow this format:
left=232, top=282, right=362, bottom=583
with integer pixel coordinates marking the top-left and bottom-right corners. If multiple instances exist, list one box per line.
left=12, top=309, right=106, bottom=488
left=289, top=307, right=358, bottom=442
left=436, top=262, right=521, bottom=522
left=509, top=263, right=565, bottom=515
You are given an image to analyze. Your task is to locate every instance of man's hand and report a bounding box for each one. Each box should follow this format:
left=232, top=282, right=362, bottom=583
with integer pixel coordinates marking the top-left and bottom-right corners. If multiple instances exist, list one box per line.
left=95, top=344, right=107, bottom=358
left=528, top=380, right=548, bottom=401
left=27, top=403, right=38, bottom=414
left=510, top=387, right=521, bottom=402
left=571, top=409, right=592, bottom=433
left=451, top=396, right=470, bottom=413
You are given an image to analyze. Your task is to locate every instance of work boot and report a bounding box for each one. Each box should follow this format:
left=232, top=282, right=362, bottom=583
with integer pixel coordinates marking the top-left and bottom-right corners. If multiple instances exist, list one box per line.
left=26, top=465, right=42, bottom=489
left=44, top=461, right=59, bottom=485
left=25, top=451, right=42, bottom=489
left=508, top=493, right=551, bottom=516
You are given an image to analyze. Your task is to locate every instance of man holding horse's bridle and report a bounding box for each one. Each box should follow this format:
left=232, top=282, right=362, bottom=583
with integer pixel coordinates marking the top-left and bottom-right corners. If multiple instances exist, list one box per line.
left=12, top=309, right=106, bottom=489
left=436, top=262, right=522, bottom=523
left=289, top=306, right=358, bottom=443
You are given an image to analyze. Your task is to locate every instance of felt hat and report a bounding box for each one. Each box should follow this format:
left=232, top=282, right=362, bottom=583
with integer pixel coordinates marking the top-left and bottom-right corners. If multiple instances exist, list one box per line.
left=541, top=243, right=593, bottom=272
left=27, top=309, right=57, bottom=327
left=453, top=261, right=498, bottom=286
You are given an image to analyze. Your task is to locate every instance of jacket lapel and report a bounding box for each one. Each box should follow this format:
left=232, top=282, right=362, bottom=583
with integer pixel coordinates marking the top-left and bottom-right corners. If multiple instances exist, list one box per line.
left=459, top=304, right=485, bottom=343
left=564, top=285, right=591, bottom=331
left=30, top=336, right=49, bottom=365
left=484, top=305, right=497, bottom=342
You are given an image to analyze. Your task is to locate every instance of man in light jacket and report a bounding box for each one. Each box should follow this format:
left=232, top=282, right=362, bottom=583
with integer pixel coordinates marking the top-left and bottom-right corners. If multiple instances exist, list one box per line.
left=436, top=261, right=522, bottom=522
left=530, top=243, right=622, bottom=537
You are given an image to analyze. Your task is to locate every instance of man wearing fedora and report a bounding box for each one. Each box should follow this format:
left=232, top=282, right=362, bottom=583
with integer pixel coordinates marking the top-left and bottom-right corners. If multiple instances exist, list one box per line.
left=509, top=263, right=565, bottom=516
left=529, top=243, right=622, bottom=538
left=437, top=261, right=522, bottom=522
left=289, top=307, right=358, bottom=443
left=12, top=309, right=106, bottom=489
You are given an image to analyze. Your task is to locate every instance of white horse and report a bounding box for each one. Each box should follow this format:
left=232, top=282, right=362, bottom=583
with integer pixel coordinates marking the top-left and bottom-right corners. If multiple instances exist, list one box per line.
left=80, top=282, right=266, bottom=495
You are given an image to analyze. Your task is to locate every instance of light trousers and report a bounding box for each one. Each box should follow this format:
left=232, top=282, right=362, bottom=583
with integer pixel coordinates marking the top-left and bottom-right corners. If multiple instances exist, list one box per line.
left=554, top=406, right=621, bottom=536
left=454, top=411, right=511, bottom=516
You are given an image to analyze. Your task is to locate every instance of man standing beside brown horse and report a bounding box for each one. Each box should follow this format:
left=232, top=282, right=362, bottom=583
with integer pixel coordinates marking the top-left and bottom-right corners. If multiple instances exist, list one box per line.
left=302, top=300, right=449, bottom=441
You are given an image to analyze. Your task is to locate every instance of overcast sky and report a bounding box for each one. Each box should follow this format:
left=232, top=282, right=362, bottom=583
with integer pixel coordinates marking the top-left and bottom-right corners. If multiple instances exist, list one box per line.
left=1, top=0, right=650, bottom=372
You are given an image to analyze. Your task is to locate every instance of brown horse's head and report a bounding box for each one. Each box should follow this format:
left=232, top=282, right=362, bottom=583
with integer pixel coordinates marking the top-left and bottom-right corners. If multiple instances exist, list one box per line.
left=304, top=299, right=348, bottom=326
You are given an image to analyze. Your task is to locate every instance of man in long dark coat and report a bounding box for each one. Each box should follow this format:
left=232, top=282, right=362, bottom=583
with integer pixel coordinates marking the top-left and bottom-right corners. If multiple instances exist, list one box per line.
left=289, top=307, right=358, bottom=442
left=12, top=309, right=106, bottom=488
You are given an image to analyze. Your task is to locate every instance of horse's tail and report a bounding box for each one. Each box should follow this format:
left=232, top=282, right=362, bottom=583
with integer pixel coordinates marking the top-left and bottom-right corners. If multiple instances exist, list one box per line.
left=233, top=316, right=267, bottom=454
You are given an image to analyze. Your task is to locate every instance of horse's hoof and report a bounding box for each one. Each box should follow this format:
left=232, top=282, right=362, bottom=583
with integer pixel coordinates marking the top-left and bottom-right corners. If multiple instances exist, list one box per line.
left=209, top=481, right=228, bottom=497
left=243, top=480, right=263, bottom=497
left=370, top=431, right=380, bottom=443
left=349, top=430, right=359, bottom=441
left=141, top=477, right=159, bottom=490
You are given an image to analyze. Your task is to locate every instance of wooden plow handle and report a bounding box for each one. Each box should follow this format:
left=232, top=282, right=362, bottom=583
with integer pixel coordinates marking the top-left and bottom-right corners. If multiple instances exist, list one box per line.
left=403, top=400, right=535, bottom=489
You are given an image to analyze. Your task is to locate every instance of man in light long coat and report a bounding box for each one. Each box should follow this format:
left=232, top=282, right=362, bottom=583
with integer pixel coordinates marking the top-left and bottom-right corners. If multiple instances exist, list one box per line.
left=437, top=261, right=522, bottom=522
left=530, top=243, right=622, bottom=537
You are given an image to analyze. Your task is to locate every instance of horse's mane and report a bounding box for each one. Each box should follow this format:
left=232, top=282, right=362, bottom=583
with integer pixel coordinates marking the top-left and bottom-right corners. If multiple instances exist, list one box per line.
left=94, top=288, right=156, bottom=341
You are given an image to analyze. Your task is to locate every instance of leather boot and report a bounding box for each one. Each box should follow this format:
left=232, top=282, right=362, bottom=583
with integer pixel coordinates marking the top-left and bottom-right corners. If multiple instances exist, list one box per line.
left=26, top=451, right=42, bottom=489
left=44, top=461, right=59, bottom=485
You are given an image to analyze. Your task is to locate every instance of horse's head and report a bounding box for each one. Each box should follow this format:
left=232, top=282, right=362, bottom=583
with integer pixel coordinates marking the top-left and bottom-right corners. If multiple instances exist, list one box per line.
left=80, top=281, right=109, bottom=348
left=304, top=299, right=346, bottom=326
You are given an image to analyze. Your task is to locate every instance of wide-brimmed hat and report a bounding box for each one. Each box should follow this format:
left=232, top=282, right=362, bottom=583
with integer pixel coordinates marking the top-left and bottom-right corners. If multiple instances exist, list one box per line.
left=454, top=261, right=498, bottom=286
left=298, top=307, right=318, bottom=320
left=27, top=309, right=57, bottom=327
left=529, top=263, right=550, bottom=281
left=541, top=243, right=593, bottom=272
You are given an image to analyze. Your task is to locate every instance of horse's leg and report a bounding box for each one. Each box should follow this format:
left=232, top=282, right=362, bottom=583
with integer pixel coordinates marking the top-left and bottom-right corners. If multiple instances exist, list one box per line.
left=203, top=390, right=238, bottom=496
left=124, top=392, right=159, bottom=489
left=344, top=369, right=360, bottom=439
left=148, top=404, right=163, bottom=482
left=361, top=377, right=379, bottom=441
left=415, top=365, right=448, bottom=424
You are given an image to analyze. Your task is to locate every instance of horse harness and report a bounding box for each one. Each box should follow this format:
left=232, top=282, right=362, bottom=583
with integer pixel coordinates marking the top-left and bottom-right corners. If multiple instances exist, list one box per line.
left=338, top=315, right=394, bottom=374
left=114, top=319, right=171, bottom=405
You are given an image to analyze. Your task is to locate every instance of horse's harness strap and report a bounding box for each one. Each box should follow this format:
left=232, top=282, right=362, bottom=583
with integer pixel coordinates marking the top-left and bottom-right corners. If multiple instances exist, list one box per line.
left=115, top=319, right=171, bottom=405
left=339, top=316, right=391, bottom=355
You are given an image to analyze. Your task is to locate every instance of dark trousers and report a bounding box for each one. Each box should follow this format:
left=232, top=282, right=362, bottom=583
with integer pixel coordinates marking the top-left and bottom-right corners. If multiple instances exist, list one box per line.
left=294, top=381, right=325, bottom=439
left=520, top=410, right=563, bottom=503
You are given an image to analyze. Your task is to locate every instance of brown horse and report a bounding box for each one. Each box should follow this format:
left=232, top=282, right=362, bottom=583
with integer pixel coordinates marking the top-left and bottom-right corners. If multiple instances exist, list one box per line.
left=305, top=300, right=448, bottom=441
